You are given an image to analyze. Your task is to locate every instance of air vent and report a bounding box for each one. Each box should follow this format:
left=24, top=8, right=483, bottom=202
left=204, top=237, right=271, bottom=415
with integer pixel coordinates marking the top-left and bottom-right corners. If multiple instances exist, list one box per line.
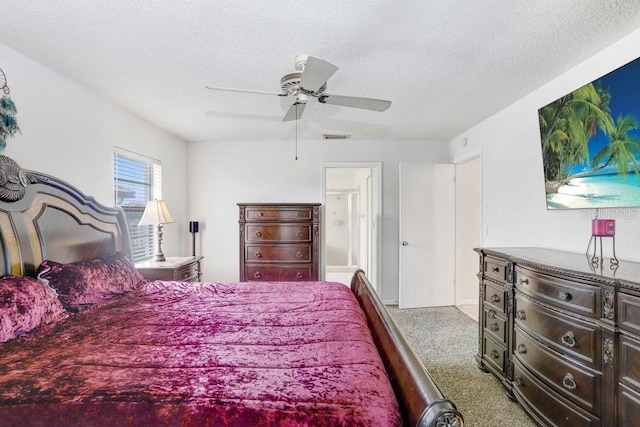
left=322, top=134, right=351, bottom=140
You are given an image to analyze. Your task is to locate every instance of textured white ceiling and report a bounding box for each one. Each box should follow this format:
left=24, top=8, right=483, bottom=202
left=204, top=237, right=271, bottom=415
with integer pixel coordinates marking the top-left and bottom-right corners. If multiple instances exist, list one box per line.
left=1, top=1, right=639, bottom=143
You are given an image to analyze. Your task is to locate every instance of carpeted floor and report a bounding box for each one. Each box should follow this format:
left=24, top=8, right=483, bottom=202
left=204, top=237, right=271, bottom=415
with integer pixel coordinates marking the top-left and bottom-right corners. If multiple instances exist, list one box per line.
left=387, top=305, right=536, bottom=426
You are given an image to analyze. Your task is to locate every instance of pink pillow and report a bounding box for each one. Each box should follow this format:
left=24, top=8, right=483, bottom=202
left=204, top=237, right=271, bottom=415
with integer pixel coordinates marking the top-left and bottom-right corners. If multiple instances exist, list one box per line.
left=0, top=275, right=67, bottom=343
left=37, top=252, right=145, bottom=309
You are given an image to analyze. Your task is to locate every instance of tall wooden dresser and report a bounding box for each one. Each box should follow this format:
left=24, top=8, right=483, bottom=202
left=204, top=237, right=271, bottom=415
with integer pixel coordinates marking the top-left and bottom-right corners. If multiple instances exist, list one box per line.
left=238, top=203, right=320, bottom=282
left=476, top=247, right=640, bottom=426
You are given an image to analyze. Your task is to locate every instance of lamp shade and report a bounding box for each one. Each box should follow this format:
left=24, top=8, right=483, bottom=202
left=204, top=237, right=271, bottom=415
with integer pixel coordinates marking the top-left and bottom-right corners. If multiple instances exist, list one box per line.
left=138, top=200, right=175, bottom=226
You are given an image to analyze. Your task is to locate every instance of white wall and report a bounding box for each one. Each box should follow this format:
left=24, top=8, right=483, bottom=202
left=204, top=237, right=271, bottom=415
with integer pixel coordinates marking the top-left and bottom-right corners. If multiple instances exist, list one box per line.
left=187, top=139, right=449, bottom=302
left=451, top=28, right=640, bottom=262
left=0, top=42, right=190, bottom=256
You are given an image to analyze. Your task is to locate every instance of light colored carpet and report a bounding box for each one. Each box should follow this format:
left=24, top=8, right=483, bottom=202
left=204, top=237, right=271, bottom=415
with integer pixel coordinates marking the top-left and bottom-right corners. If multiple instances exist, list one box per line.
left=387, top=305, right=536, bottom=427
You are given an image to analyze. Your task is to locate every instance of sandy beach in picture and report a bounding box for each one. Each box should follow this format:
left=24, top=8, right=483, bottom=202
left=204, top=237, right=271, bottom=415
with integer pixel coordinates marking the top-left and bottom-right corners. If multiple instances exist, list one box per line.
left=547, top=173, right=640, bottom=209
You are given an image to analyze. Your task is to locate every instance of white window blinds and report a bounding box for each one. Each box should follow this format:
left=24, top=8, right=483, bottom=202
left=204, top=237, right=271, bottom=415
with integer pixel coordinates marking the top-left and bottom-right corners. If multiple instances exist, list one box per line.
left=114, top=148, right=162, bottom=262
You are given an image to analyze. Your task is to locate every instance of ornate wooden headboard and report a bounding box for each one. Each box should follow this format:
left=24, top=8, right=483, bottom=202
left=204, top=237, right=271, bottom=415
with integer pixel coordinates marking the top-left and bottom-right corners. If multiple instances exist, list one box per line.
left=0, top=155, right=133, bottom=277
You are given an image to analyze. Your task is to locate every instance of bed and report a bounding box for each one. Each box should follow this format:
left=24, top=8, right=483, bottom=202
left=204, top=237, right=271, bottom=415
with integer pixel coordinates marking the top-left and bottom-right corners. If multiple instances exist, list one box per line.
left=0, top=154, right=463, bottom=426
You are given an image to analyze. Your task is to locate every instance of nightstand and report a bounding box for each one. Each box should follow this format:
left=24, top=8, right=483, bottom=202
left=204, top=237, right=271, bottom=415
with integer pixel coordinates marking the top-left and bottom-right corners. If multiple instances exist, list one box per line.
left=136, top=256, right=203, bottom=282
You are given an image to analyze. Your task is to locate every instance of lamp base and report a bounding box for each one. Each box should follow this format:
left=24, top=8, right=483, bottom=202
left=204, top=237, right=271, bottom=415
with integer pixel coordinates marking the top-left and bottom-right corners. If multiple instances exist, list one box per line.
left=154, top=224, right=166, bottom=262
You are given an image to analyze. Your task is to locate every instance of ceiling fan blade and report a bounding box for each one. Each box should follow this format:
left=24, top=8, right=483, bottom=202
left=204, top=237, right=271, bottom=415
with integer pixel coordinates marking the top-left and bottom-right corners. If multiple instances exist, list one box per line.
left=205, top=86, right=284, bottom=96
left=283, top=102, right=306, bottom=121
left=300, top=56, right=338, bottom=92
left=318, top=94, right=391, bottom=112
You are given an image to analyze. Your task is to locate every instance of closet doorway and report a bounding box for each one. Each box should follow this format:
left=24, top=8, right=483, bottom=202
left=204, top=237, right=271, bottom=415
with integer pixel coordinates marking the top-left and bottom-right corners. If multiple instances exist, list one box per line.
left=322, top=162, right=381, bottom=293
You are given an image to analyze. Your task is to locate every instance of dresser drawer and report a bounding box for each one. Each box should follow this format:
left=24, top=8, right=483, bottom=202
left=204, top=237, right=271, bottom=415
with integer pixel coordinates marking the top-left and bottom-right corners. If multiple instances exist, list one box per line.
left=619, top=335, right=640, bottom=393
left=514, top=294, right=601, bottom=367
left=483, top=256, right=509, bottom=282
left=514, top=326, right=601, bottom=413
left=245, top=206, right=314, bottom=221
left=483, top=281, right=506, bottom=314
left=513, top=359, right=600, bottom=427
left=619, top=292, right=640, bottom=336
left=245, top=244, right=311, bottom=263
left=482, top=335, right=507, bottom=376
left=246, top=224, right=311, bottom=242
left=515, top=266, right=600, bottom=318
left=619, top=383, right=640, bottom=427
left=245, top=265, right=312, bottom=281
left=483, top=307, right=507, bottom=343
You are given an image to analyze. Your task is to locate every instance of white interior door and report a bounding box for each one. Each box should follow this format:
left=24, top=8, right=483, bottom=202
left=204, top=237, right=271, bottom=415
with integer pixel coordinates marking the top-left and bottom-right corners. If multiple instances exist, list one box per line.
left=399, top=163, right=455, bottom=308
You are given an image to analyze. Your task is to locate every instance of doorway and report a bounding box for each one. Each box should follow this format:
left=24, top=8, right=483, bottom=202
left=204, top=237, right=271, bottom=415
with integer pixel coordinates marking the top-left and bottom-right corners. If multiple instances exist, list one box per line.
left=454, top=154, right=482, bottom=321
left=322, top=163, right=381, bottom=292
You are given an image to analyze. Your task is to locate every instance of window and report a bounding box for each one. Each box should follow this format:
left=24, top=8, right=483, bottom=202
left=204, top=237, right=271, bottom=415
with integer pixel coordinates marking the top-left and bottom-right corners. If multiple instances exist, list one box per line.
left=114, top=148, right=162, bottom=262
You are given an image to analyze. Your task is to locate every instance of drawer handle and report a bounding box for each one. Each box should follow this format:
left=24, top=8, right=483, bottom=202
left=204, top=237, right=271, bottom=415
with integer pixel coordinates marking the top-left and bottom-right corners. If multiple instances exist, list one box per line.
left=259, top=212, right=264, bottom=216
left=514, top=376, right=523, bottom=387
left=489, top=322, right=499, bottom=332
left=254, top=251, right=262, bottom=258
left=561, top=331, right=576, bottom=348
left=490, top=349, right=499, bottom=359
left=490, top=294, right=500, bottom=303
left=492, top=266, right=500, bottom=273
left=520, top=278, right=529, bottom=285
left=517, top=343, right=527, bottom=354
left=515, top=309, right=526, bottom=321
left=296, top=272, right=303, bottom=279
left=487, top=309, right=497, bottom=319
left=255, top=231, right=262, bottom=237
left=253, top=272, right=262, bottom=279
left=558, top=291, right=572, bottom=301
left=562, top=373, right=577, bottom=391
left=295, top=251, right=303, bottom=258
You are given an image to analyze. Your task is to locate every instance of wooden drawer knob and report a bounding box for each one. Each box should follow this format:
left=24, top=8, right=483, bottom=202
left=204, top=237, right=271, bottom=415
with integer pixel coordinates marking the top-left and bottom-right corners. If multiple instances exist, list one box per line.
left=489, top=322, right=499, bottom=332
left=254, top=251, right=262, bottom=258
left=490, top=294, right=500, bottom=303
left=515, top=309, right=526, bottom=321
left=253, top=272, right=261, bottom=279
left=517, top=344, right=527, bottom=354
left=520, top=278, right=529, bottom=285
left=296, top=272, right=303, bottom=279
left=490, top=349, right=500, bottom=359
left=295, top=251, right=303, bottom=258
left=492, top=266, right=500, bottom=272
left=255, top=231, right=262, bottom=237
left=487, top=309, right=497, bottom=319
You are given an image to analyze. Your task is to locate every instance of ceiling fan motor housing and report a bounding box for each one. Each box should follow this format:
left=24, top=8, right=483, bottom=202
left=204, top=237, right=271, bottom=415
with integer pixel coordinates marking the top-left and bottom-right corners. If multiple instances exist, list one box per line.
left=280, top=71, right=326, bottom=96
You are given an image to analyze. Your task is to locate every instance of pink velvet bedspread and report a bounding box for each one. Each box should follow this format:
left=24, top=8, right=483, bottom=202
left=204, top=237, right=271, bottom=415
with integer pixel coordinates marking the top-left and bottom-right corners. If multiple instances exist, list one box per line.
left=0, top=280, right=401, bottom=426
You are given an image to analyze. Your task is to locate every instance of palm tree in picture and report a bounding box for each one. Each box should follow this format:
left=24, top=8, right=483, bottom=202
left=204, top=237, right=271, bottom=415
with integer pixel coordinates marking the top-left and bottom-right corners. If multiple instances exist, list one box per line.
left=538, top=82, right=614, bottom=194
left=592, top=114, right=640, bottom=177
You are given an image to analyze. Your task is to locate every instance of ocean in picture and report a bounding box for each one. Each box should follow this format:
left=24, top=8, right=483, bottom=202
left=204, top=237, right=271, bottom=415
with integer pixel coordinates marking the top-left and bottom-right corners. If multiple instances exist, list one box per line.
left=547, top=173, right=640, bottom=209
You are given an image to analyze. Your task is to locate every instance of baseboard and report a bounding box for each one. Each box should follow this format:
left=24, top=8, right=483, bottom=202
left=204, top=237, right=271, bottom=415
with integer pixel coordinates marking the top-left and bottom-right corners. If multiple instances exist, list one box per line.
left=383, top=299, right=399, bottom=306
left=456, top=298, right=478, bottom=306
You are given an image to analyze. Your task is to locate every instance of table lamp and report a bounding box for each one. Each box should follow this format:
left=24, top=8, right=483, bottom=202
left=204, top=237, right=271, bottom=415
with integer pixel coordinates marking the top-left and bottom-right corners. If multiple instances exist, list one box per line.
left=138, top=200, right=175, bottom=261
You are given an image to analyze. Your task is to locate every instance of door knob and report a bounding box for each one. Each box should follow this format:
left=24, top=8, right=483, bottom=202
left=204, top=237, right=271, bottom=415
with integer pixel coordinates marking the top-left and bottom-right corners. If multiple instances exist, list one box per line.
left=401, top=241, right=408, bottom=246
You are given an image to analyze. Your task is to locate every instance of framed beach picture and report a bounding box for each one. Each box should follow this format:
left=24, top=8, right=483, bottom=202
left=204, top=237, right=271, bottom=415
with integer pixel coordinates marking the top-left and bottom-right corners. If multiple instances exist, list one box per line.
left=538, top=56, right=640, bottom=210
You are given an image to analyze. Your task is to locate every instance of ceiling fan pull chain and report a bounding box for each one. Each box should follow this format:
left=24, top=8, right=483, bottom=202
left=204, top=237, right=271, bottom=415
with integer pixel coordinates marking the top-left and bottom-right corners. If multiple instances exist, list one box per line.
left=295, top=103, right=298, bottom=160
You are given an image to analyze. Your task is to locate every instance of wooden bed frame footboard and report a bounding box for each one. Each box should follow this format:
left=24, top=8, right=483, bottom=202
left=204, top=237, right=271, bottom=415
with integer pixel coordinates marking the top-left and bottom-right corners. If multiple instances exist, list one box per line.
left=351, top=270, right=464, bottom=427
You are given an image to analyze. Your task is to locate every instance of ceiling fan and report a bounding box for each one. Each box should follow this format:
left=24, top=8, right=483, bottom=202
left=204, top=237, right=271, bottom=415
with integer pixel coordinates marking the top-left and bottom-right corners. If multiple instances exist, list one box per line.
left=206, top=54, right=392, bottom=121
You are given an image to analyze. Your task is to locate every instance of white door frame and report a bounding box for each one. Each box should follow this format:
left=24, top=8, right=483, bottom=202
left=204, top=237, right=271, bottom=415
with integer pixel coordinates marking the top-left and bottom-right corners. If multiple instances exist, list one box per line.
left=322, top=162, right=382, bottom=294
left=453, top=148, right=483, bottom=306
